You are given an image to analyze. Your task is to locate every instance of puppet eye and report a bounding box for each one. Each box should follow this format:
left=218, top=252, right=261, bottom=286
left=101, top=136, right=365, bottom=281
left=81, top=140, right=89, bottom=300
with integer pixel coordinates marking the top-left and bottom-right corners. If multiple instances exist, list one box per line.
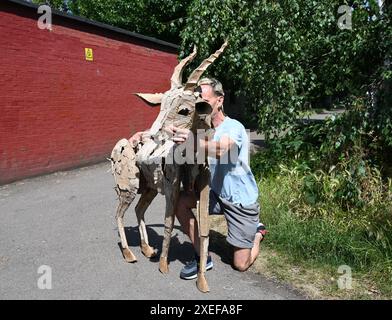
left=194, top=89, right=201, bottom=97
left=178, top=106, right=190, bottom=116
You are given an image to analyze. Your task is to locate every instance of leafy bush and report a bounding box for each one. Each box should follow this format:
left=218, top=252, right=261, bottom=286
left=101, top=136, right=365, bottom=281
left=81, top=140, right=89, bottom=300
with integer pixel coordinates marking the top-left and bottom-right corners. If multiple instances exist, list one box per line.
left=251, top=95, right=392, bottom=293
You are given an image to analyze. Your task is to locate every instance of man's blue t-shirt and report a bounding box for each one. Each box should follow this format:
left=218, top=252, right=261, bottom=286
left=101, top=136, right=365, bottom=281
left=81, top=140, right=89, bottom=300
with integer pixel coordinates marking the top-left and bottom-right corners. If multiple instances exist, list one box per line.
left=208, top=117, right=259, bottom=206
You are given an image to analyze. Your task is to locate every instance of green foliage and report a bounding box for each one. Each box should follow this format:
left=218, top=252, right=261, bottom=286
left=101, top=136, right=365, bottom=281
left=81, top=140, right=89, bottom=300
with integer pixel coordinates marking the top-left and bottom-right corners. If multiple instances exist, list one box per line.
left=180, top=0, right=391, bottom=137
left=258, top=171, right=392, bottom=295
left=251, top=90, right=392, bottom=282
left=252, top=96, right=392, bottom=215
left=32, top=0, right=190, bottom=43
left=38, top=0, right=64, bottom=9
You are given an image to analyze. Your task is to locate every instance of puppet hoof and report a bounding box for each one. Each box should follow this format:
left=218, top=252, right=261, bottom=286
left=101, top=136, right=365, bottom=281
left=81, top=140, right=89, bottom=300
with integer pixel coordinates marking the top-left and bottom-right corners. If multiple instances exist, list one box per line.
left=141, top=242, right=157, bottom=258
left=196, top=272, right=210, bottom=293
left=159, top=257, right=169, bottom=274
left=122, top=248, right=137, bottom=263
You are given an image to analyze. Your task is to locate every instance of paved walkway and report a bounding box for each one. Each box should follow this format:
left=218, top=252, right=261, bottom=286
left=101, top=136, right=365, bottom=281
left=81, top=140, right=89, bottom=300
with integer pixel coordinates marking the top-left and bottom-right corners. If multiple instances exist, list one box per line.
left=0, top=163, right=303, bottom=300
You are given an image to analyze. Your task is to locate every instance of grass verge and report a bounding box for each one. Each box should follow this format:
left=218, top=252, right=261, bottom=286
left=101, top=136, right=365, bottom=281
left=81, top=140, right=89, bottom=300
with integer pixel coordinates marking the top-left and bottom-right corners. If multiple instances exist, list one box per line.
left=209, top=173, right=392, bottom=300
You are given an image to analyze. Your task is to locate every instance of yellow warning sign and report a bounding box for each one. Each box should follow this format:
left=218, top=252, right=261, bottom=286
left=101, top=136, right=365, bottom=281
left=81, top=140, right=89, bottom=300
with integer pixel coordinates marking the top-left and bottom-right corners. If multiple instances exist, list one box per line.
left=85, top=48, right=93, bottom=61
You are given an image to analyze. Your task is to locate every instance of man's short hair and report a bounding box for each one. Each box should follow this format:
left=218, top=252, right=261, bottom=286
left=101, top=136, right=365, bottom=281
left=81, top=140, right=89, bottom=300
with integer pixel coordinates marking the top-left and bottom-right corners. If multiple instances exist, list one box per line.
left=197, top=77, right=225, bottom=97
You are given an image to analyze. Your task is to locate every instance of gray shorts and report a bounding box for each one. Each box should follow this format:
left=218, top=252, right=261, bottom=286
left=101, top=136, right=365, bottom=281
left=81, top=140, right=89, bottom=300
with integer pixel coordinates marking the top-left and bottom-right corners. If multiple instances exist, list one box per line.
left=209, top=190, right=260, bottom=249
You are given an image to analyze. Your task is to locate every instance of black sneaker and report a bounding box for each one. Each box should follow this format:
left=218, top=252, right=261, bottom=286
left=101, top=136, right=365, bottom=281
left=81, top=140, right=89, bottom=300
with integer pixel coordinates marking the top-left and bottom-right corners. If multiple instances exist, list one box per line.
left=180, top=255, right=213, bottom=280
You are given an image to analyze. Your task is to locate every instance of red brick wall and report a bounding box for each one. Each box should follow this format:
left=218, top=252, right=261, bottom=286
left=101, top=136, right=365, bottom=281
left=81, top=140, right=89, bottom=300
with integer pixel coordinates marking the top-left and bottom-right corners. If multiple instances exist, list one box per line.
left=0, top=3, right=178, bottom=184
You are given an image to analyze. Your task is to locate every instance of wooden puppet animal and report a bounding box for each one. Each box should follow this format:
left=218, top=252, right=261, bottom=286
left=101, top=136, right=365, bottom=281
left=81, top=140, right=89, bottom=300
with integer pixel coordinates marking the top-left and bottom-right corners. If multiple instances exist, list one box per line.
left=110, top=42, right=228, bottom=292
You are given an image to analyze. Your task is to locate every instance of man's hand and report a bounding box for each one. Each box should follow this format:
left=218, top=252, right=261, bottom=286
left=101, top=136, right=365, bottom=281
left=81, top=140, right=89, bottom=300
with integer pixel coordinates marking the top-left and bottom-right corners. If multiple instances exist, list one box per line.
left=165, top=125, right=192, bottom=144
left=129, top=131, right=150, bottom=147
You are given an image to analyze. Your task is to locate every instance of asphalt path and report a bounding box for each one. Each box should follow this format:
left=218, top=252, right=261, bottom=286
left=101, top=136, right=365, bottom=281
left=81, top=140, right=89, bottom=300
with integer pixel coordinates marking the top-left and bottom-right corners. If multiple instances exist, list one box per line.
left=0, top=163, right=304, bottom=300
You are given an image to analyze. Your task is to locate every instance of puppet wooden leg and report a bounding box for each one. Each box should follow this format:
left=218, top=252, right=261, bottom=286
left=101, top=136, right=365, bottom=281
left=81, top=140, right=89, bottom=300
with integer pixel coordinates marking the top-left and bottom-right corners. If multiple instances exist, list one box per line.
left=135, top=188, right=158, bottom=258
left=116, top=189, right=137, bottom=263
left=159, top=167, right=180, bottom=274
left=111, top=139, right=140, bottom=263
left=196, top=166, right=210, bottom=293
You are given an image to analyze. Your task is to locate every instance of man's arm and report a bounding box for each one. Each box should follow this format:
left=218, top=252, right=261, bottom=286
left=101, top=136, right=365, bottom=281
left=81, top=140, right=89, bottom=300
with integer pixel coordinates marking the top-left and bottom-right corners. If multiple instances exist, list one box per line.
left=199, top=135, right=236, bottom=159
left=166, top=125, right=236, bottom=159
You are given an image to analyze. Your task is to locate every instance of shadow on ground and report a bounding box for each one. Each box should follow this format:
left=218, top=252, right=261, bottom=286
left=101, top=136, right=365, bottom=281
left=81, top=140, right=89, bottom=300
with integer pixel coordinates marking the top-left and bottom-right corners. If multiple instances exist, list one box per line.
left=118, top=225, right=234, bottom=268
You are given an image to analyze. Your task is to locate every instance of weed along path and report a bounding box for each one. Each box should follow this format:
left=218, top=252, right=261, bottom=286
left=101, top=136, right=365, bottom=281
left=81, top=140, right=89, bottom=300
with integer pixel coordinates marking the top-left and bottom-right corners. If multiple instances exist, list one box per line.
left=0, top=163, right=303, bottom=300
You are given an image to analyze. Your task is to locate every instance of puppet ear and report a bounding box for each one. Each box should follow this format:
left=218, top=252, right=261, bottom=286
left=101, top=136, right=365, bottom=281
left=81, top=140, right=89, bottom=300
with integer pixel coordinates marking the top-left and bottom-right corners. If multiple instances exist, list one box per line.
left=134, top=93, right=163, bottom=105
